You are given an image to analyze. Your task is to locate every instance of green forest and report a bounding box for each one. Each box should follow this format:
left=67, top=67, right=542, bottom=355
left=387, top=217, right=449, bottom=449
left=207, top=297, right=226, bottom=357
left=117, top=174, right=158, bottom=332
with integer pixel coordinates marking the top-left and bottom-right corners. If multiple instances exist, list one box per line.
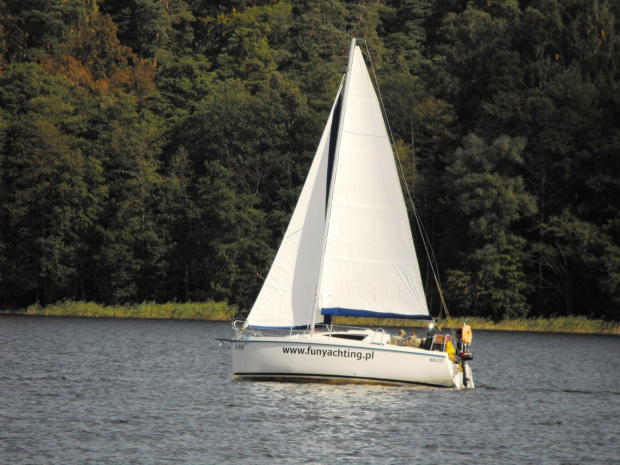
left=0, top=0, right=618, bottom=321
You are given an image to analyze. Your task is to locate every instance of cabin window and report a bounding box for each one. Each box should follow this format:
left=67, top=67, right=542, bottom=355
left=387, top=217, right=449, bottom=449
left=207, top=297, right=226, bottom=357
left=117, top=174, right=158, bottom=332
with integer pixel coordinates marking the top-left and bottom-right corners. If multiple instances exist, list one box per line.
left=329, top=334, right=367, bottom=341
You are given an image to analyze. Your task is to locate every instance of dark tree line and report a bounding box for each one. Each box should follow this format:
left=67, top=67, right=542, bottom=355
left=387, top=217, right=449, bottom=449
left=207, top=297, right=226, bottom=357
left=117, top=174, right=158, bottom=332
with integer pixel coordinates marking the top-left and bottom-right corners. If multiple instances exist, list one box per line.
left=0, top=0, right=618, bottom=320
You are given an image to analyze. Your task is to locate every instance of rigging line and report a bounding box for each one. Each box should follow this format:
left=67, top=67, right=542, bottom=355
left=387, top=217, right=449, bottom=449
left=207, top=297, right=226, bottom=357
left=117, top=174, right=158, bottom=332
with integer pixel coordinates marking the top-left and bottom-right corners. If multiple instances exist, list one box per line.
left=362, top=42, right=457, bottom=340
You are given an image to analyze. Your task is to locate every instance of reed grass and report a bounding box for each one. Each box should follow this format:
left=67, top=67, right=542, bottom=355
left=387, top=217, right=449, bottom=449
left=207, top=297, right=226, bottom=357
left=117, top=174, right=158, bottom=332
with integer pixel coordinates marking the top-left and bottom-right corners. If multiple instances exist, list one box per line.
left=333, top=315, right=619, bottom=335
left=3, top=302, right=617, bottom=334
left=17, top=300, right=237, bottom=321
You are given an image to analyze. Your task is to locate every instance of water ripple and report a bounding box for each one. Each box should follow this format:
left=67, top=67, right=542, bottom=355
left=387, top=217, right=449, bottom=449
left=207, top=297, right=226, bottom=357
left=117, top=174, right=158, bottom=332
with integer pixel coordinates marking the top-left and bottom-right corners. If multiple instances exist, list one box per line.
left=0, top=316, right=618, bottom=464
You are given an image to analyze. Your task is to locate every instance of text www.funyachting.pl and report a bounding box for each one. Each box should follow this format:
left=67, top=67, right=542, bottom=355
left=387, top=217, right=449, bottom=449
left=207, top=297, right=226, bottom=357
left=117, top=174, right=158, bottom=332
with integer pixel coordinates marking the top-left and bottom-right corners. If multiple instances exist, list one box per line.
left=282, top=346, right=375, bottom=361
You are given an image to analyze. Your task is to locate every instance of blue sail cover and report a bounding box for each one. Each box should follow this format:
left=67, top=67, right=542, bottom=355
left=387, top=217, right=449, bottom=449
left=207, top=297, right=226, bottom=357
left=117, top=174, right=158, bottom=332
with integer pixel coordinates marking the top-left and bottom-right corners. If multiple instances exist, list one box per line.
left=321, top=308, right=433, bottom=320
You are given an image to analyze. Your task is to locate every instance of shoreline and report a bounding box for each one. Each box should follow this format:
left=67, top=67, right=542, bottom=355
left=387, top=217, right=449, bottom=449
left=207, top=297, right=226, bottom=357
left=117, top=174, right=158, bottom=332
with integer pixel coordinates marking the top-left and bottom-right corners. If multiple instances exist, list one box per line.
left=1, top=301, right=618, bottom=335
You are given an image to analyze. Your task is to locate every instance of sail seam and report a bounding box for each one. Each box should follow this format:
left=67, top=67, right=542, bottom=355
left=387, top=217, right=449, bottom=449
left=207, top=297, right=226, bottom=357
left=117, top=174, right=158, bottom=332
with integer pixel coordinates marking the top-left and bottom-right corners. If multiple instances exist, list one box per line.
left=324, top=255, right=417, bottom=265
left=342, top=130, right=389, bottom=139
left=329, top=201, right=407, bottom=210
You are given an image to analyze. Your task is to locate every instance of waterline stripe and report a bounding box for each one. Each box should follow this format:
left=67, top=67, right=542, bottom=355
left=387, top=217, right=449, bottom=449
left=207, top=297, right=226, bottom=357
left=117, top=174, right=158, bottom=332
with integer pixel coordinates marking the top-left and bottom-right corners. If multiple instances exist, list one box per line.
left=233, top=372, right=444, bottom=387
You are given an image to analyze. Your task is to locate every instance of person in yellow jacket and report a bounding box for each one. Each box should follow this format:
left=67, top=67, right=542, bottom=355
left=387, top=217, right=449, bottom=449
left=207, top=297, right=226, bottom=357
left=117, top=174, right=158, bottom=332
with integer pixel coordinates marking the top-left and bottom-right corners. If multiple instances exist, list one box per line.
left=446, top=338, right=457, bottom=361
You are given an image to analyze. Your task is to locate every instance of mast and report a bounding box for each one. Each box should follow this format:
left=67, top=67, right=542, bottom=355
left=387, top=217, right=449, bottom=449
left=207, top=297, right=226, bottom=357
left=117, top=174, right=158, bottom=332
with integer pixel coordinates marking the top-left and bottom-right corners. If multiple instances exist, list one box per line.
left=309, top=38, right=357, bottom=330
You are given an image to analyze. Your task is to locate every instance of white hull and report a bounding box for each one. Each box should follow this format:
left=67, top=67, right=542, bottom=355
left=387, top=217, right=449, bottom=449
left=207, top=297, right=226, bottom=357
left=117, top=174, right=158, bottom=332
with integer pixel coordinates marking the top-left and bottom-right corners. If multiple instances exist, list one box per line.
left=232, top=330, right=473, bottom=389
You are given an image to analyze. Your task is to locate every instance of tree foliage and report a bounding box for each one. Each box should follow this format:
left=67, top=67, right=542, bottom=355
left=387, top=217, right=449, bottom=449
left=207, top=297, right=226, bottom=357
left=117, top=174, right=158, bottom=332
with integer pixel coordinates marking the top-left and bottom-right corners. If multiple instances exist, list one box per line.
left=0, top=0, right=618, bottom=320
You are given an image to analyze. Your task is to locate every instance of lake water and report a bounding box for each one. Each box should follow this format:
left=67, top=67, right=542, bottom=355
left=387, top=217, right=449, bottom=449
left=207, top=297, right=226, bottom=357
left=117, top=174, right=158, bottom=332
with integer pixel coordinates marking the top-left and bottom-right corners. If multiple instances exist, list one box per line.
left=1, top=316, right=618, bottom=464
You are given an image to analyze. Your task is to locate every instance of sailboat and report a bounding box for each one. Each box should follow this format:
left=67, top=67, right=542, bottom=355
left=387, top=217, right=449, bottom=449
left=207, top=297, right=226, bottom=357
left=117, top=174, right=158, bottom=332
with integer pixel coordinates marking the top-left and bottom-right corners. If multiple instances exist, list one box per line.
left=230, top=39, right=474, bottom=388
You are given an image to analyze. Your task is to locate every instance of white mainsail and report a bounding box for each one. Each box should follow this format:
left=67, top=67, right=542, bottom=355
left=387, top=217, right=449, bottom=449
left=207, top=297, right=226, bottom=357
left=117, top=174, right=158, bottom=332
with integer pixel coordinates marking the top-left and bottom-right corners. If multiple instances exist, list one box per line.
left=247, top=41, right=430, bottom=329
left=318, top=45, right=429, bottom=320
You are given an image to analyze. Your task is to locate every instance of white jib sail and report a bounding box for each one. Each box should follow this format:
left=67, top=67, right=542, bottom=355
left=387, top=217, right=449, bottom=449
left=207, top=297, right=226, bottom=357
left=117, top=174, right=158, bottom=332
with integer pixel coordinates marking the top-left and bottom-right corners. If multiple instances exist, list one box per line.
left=319, top=45, right=430, bottom=319
left=245, top=86, right=343, bottom=329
